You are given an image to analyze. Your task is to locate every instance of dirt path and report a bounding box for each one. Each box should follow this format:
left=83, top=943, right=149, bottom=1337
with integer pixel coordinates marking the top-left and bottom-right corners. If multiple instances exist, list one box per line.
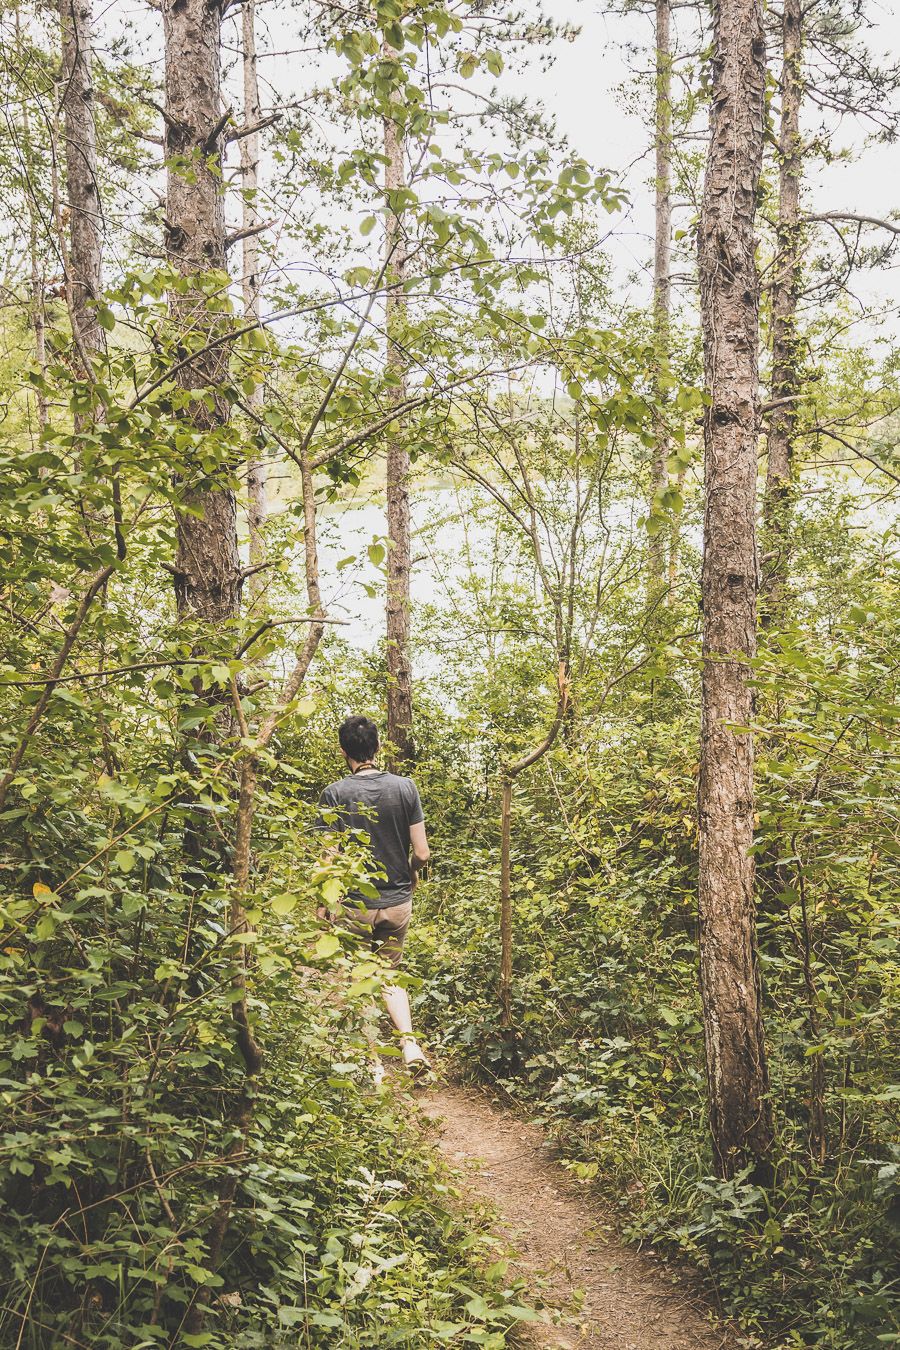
left=419, top=1085, right=739, bottom=1350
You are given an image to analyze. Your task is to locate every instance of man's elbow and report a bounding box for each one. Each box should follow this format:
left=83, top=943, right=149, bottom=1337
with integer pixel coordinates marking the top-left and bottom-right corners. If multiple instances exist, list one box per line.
left=412, top=838, right=431, bottom=869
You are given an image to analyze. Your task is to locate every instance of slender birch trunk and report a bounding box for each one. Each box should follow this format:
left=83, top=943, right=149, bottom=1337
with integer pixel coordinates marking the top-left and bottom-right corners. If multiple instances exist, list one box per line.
left=384, top=101, right=414, bottom=767
left=59, top=0, right=102, bottom=361
left=163, top=0, right=241, bottom=626
left=29, top=216, right=48, bottom=433
left=697, top=0, right=774, bottom=1180
left=16, top=4, right=49, bottom=436
left=241, top=0, right=267, bottom=610
left=649, top=0, right=672, bottom=587
left=761, top=0, right=803, bottom=620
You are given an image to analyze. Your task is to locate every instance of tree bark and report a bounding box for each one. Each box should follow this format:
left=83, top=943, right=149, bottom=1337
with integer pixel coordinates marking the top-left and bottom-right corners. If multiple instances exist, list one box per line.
left=59, top=0, right=102, bottom=360
left=796, top=867, right=826, bottom=1165
left=697, top=0, right=774, bottom=1180
left=761, top=0, right=803, bottom=620
left=16, top=1, right=49, bottom=435
left=383, top=102, right=414, bottom=767
left=648, top=0, right=672, bottom=587
left=163, top=0, right=241, bottom=627
left=241, top=0, right=267, bottom=611
left=184, top=449, right=327, bottom=1335
left=499, top=776, right=513, bottom=1030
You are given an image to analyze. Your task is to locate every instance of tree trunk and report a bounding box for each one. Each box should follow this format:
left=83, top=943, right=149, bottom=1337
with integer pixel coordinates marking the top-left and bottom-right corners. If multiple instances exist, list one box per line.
left=761, top=0, right=803, bottom=620
left=241, top=0, right=267, bottom=612
left=383, top=103, right=414, bottom=767
left=16, top=1, right=49, bottom=436
left=499, top=775, right=513, bottom=1031
left=697, top=0, right=774, bottom=1180
left=648, top=0, right=672, bottom=587
left=163, top=8, right=252, bottom=1322
left=163, top=0, right=241, bottom=627
left=29, top=214, right=48, bottom=433
left=797, top=869, right=826, bottom=1165
left=59, top=0, right=102, bottom=361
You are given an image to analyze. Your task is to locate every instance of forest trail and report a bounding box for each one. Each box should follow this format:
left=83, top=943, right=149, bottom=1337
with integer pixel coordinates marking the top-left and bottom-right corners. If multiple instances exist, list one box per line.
left=419, top=1085, right=738, bottom=1350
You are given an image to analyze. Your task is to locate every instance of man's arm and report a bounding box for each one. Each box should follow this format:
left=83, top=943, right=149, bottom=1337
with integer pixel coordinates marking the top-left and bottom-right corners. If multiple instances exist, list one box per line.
left=407, top=780, right=429, bottom=889
left=410, top=820, right=430, bottom=873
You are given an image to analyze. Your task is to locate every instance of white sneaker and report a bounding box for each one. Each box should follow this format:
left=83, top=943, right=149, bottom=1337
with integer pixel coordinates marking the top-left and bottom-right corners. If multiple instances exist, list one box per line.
left=370, top=1058, right=386, bottom=1088
left=401, top=1040, right=431, bottom=1077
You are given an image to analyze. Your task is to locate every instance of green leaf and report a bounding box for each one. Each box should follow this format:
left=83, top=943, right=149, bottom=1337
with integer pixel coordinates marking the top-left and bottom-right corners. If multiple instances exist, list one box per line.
left=315, top=932, right=341, bottom=959
left=34, top=914, right=57, bottom=942
left=360, top=215, right=377, bottom=236
left=271, top=892, right=298, bottom=916
left=114, top=849, right=136, bottom=873
left=321, top=876, right=342, bottom=906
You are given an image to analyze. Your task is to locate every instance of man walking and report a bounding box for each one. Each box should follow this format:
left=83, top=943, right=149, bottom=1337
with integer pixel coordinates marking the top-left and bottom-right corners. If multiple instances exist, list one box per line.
left=315, top=714, right=431, bottom=1076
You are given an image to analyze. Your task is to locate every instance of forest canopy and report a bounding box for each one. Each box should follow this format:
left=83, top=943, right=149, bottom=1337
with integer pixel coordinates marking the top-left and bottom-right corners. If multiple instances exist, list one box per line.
left=0, top=0, right=898, bottom=1346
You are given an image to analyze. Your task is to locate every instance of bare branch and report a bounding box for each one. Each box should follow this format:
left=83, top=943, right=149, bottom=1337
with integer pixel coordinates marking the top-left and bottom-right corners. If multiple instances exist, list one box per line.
left=806, top=211, right=900, bottom=237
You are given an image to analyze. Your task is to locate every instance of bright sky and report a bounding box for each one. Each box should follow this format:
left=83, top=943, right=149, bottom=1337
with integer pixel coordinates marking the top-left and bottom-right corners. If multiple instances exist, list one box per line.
left=119, top=0, right=900, bottom=324
left=526, top=0, right=900, bottom=321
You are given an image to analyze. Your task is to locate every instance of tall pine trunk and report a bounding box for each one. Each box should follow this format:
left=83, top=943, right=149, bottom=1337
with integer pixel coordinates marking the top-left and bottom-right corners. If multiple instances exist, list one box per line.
left=59, top=0, right=102, bottom=361
left=648, top=0, right=672, bottom=587
left=163, top=6, right=256, bottom=1322
left=697, top=0, right=774, bottom=1180
left=241, top=0, right=267, bottom=611
left=384, top=105, right=413, bottom=766
left=761, top=0, right=802, bottom=620
left=163, top=0, right=241, bottom=626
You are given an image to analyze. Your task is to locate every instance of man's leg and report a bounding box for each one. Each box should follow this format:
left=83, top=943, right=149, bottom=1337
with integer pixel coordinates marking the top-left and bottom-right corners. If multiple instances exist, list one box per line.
left=382, top=983, right=429, bottom=1070
left=373, top=903, right=430, bottom=1073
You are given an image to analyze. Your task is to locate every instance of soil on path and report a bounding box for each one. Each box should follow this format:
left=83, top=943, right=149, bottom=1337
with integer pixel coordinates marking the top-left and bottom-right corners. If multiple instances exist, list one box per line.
left=419, top=1084, right=739, bottom=1350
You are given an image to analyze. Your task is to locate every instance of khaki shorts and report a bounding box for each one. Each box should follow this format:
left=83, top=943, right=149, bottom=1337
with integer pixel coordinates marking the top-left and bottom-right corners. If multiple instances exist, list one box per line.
left=328, top=899, right=412, bottom=969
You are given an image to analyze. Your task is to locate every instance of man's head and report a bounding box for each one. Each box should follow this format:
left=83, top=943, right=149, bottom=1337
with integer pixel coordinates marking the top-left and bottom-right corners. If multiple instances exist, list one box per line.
left=339, top=714, right=379, bottom=766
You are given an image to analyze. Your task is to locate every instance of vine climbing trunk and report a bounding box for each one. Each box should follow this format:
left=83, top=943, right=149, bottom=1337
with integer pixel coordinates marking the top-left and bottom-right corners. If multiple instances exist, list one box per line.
left=59, top=0, right=102, bottom=361
left=649, top=0, right=672, bottom=589
left=241, top=0, right=267, bottom=612
left=697, top=0, right=774, bottom=1180
left=384, top=93, right=414, bottom=768
left=761, top=0, right=803, bottom=622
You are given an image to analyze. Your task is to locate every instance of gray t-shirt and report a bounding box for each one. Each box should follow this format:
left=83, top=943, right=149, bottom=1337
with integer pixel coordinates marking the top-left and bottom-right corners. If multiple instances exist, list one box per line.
left=315, top=771, right=425, bottom=908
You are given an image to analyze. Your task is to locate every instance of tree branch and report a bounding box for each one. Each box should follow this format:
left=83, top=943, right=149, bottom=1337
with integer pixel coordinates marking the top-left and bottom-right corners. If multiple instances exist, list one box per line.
left=806, top=211, right=900, bottom=237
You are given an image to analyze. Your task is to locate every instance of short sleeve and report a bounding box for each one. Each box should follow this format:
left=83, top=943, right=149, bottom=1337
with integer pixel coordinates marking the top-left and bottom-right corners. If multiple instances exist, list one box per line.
left=406, top=778, right=425, bottom=826
left=312, top=784, right=341, bottom=831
